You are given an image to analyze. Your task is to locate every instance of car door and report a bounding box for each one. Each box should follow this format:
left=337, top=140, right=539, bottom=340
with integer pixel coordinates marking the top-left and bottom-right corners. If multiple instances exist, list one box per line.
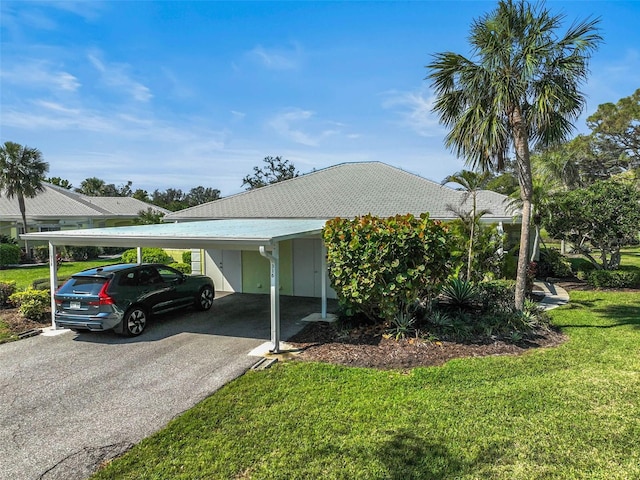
left=156, top=266, right=194, bottom=309
left=134, top=265, right=175, bottom=314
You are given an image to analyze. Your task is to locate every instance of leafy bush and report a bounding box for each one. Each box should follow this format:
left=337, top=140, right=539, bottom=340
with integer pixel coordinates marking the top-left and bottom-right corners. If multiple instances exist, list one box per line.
left=537, top=248, right=573, bottom=278
left=33, top=245, right=50, bottom=263
left=169, top=262, right=191, bottom=274
left=0, top=281, right=17, bottom=306
left=0, top=234, right=17, bottom=245
left=9, top=289, right=50, bottom=320
left=0, top=243, right=21, bottom=266
left=121, top=248, right=172, bottom=264
left=324, top=213, right=454, bottom=323
left=587, top=270, right=640, bottom=289
left=61, top=246, right=102, bottom=261
left=182, top=250, right=192, bottom=264
left=475, top=280, right=516, bottom=313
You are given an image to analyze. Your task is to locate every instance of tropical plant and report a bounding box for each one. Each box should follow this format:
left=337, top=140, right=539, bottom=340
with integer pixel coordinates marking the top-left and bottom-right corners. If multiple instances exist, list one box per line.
left=323, top=213, right=454, bottom=323
left=0, top=141, right=50, bottom=258
left=440, top=278, right=478, bottom=309
left=442, top=170, right=492, bottom=281
left=427, top=0, right=601, bottom=309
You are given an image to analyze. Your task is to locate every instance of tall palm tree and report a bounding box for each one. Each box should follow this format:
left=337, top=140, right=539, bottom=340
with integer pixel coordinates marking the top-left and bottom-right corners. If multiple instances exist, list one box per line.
left=442, top=170, right=491, bottom=281
left=0, top=141, right=50, bottom=258
left=427, top=0, right=601, bottom=309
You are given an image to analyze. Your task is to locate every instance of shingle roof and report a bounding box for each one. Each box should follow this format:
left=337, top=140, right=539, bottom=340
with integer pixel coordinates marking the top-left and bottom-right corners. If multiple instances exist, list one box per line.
left=0, top=183, right=169, bottom=221
left=165, top=162, right=518, bottom=222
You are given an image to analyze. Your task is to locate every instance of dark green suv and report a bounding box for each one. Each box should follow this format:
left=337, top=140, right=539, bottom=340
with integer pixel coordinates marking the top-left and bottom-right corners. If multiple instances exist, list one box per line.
left=54, top=263, right=215, bottom=336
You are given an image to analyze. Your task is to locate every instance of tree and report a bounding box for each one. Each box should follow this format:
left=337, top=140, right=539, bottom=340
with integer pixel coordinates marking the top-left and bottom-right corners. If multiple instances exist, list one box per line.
left=46, top=177, right=73, bottom=189
left=151, top=188, right=186, bottom=211
left=541, top=179, right=640, bottom=270
left=135, top=208, right=165, bottom=225
left=242, top=156, right=299, bottom=190
left=0, top=141, right=50, bottom=257
left=427, top=0, right=601, bottom=309
left=186, top=186, right=220, bottom=207
left=442, top=170, right=491, bottom=281
left=75, top=178, right=133, bottom=197
left=587, top=88, right=640, bottom=171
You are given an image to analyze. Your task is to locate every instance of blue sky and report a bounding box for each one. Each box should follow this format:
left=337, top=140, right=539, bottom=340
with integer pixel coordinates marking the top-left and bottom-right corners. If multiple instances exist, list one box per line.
left=1, top=1, right=639, bottom=197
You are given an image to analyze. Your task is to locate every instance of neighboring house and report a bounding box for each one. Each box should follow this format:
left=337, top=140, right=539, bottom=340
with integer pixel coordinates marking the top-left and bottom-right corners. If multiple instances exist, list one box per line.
left=164, top=162, right=519, bottom=298
left=0, top=183, right=169, bottom=253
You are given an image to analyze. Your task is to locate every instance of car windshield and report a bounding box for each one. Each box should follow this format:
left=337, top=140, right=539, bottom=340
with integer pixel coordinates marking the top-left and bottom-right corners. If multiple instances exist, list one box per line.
left=59, top=277, right=108, bottom=295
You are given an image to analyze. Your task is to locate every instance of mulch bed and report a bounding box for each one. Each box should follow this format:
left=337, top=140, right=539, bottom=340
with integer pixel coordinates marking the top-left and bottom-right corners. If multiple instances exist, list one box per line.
left=288, top=321, right=567, bottom=370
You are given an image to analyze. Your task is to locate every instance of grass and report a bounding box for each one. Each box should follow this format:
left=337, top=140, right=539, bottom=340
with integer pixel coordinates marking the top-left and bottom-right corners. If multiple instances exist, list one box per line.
left=92, top=300, right=640, bottom=476
left=0, top=258, right=121, bottom=290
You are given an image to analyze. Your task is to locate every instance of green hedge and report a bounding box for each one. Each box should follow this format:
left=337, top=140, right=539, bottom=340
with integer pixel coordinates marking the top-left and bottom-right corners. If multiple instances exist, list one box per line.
left=169, top=262, right=191, bottom=274
left=0, top=281, right=17, bottom=306
left=121, top=248, right=172, bottom=264
left=9, top=289, right=50, bottom=320
left=587, top=270, right=640, bottom=289
left=0, top=243, right=21, bottom=266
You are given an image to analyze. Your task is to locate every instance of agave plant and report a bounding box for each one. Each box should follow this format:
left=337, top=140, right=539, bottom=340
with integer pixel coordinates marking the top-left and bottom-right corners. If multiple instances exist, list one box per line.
left=440, top=278, right=478, bottom=309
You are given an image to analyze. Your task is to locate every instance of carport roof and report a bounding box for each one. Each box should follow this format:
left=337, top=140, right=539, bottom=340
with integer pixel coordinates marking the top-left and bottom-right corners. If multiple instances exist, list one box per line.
left=21, top=218, right=327, bottom=249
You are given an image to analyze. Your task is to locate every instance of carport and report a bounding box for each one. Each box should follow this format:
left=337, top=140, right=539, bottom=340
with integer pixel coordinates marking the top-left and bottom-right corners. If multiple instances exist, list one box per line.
left=22, top=218, right=329, bottom=353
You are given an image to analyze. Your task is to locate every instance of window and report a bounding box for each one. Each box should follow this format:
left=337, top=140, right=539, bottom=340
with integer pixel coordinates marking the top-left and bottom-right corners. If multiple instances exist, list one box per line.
left=39, top=225, right=61, bottom=232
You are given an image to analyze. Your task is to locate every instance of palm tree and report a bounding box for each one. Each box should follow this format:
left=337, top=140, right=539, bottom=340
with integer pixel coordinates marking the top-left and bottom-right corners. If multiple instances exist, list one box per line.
left=0, top=141, right=50, bottom=258
left=442, top=170, right=491, bottom=281
left=427, top=0, right=601, bottom=310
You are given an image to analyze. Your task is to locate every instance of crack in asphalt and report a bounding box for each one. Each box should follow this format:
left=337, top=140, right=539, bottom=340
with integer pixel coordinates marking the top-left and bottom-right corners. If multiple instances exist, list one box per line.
left=38, top=442, right=134, bottom=480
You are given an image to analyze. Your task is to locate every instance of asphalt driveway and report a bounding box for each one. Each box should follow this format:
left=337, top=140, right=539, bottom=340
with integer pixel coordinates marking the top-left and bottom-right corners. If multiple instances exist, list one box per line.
left=0, top=293, right=328, bottom=480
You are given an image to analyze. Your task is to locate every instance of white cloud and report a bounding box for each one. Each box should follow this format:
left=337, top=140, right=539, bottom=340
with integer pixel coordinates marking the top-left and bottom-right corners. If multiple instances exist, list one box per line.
left=0, top=60, right=81, bottom=92
left=381, top=87, right=444, bottom=137
left=249, top=43, right=302, bottom=70
left=88, top=52, right=152, bottom=102
left=268, top=109, right=340, bottom=147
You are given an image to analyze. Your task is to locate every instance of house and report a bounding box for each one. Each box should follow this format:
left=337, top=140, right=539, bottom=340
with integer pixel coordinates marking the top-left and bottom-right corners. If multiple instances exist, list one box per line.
left=0, top=183, right=169, bottom=254
left=163, top=162, right=518, bottom=299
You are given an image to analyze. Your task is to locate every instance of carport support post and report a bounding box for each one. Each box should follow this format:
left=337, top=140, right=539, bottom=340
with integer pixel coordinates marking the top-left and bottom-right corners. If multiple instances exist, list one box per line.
left=136, top=247, right=142, bottom=263
left=321, top=242, right=327, bottom=319
left=259, top=243, right=280, bottom=353
left=48, top=242, right=58, bottom=329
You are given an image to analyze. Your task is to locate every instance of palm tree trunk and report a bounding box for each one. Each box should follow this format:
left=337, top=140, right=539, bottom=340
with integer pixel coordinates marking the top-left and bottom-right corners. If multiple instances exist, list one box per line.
left=18, top=194, right=29, bottom=259
left=512, top=107, right=533, bottom=311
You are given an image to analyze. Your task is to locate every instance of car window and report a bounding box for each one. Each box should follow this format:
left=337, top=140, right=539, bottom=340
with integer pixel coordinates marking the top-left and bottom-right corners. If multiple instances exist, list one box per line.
left=118, top=271, right=138, bottom=287
left=137, top=267, right=164, bottom=286
left=156, top=267, right=182, bottom=283
left=59, top=277, right=108, bottom=295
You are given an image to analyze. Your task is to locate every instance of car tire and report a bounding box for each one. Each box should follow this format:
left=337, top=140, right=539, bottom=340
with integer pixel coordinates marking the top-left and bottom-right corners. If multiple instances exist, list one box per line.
left=196, top=285, right=214, bottom=311
left=123, top=306, right=147, bottom=336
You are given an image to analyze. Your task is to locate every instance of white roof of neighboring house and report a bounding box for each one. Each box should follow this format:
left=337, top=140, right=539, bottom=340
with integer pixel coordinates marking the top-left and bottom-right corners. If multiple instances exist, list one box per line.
left=0, top=183, right=169, bottom=221
left=165, top=162, right=518, bottom=222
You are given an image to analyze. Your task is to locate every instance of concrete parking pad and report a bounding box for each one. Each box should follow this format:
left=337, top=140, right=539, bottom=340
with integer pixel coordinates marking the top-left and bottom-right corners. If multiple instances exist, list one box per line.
left=0, top=294, right=330, bottom=480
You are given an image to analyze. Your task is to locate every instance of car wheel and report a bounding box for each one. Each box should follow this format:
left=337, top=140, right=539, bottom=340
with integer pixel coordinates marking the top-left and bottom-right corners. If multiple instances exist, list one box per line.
left=123, top=306, right=147, bottom=336
left=196, top=285, right=214, bottom=311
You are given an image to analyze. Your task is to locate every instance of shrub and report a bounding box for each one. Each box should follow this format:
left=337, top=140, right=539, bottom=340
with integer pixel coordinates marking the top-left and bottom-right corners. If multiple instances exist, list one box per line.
left=169, top=262, right=191, bottom=274
left=32, top=245, right=50, bottom=263
left=475, top=280, right=516, bottom=313
left=182, top=250, right=192, bottom=264
left=0, top=281, right=17, bottom=306
left=324, top=213, right=454, bottom=323
left=121, top=248, right=172, bottom=264
left=0, top=243, right=21, bottom=266
left=9, top=289, right=50, bottom=320
left=538, top=248, right=573, bottom=278
left=61, top=246, right=102, bottom=261
left=0, top=234, right=17, bottom=244
left=587, top=270, right=640, bottom=289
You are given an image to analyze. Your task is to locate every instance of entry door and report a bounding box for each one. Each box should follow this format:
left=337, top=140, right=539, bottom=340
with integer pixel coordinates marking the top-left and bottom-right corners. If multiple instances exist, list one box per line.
left=293, top=239, right=323, bottom=297
left=205, top=249, right=242, bottom=293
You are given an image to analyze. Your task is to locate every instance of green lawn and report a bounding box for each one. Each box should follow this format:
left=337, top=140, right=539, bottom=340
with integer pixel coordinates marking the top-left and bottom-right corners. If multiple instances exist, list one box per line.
left=0, top=258, right=121, bottom=290
left=92, top=293, right=640, bottom=478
